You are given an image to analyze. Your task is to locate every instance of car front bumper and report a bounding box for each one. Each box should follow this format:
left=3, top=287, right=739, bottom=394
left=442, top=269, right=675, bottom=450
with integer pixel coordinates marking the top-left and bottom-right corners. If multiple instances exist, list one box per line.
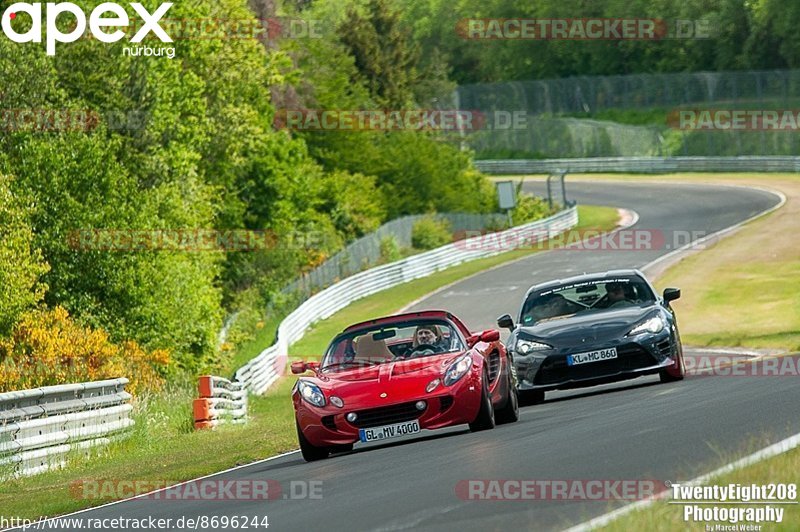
left=515, top=333, right=678, bottom=392
left=294, top=371, right=483, bottom=447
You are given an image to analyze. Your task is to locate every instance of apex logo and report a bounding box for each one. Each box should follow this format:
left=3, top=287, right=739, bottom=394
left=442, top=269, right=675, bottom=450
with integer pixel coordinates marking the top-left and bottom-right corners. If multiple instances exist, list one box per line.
left=1, top=2, right=173, bottom=55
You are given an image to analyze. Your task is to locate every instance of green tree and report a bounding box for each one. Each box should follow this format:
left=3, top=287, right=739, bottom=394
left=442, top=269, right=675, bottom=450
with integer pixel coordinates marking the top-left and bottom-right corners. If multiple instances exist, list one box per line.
left=338, top=0, right=421, bottom=107
left=0, top=175, right=49, bottom=334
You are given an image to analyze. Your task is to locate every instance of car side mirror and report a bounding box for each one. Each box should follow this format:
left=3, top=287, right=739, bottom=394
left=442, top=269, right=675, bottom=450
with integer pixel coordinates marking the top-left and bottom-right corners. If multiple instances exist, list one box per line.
left=466, top=334, right=480, bottom=347
left=663, top=288, right=681, bottom=303
left=497, top=314, right=514, bottom=331
left=480, top=329, right=500, bottom=342
left=291, top=361, right=320, bottom=374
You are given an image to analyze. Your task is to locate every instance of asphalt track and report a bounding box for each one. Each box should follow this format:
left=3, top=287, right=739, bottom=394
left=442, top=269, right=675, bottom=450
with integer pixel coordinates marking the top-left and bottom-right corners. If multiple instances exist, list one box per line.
left=38, top=181, right=796, bottom=532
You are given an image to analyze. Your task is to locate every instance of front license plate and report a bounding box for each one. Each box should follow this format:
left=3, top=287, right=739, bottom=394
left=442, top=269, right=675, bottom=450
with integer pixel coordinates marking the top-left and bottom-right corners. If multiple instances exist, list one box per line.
left=567, top=347, right=618, bottom=366
left=358, top=420, right=420, bottom=442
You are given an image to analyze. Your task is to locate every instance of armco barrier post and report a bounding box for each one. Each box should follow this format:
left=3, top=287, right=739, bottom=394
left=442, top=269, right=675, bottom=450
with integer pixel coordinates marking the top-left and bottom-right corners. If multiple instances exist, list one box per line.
left=193, top=375, right=248, bottom=430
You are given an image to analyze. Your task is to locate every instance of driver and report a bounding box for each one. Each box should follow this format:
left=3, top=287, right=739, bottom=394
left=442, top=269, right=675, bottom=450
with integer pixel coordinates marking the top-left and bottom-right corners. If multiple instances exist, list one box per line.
left=605, top=282, right=632, bottom=307
left=401, top=325, right=448, bottom=358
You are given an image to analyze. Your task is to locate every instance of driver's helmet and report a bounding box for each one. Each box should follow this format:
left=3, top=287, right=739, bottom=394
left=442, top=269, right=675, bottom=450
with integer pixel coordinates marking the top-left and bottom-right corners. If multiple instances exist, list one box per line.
left=412, top=324, right=442, bottom=348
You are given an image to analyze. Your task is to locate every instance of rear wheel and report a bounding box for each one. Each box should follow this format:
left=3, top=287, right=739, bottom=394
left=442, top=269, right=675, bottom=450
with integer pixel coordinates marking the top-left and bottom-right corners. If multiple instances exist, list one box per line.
left=469, top=371, right=496, bottom=432
left=296, top=421, right=330, bottom=462
left=495, top=371, right=519, bottom=425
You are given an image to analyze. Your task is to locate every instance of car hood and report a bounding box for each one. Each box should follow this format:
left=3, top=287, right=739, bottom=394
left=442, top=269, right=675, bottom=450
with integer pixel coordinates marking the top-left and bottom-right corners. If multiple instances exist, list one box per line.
left=518, top=305, right=657, bottom=346
left=306, top=352, right=467, bottom=404
left=320, top=352, right=463, bottom=383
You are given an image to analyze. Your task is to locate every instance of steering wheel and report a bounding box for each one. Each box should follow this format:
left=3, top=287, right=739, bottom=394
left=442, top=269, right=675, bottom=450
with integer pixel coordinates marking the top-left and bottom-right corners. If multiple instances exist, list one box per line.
left=406, top=343, right=443, bottom=358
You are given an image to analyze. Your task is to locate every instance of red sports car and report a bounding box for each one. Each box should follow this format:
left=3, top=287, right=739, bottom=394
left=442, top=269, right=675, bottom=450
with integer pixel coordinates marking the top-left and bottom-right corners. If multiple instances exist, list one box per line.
left=291, top=310, right=519, bottom=461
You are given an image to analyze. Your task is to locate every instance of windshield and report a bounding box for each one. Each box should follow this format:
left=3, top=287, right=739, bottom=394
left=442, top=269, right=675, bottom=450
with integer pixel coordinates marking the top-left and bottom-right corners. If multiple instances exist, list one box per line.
left=321, top=319, right=466, bottom=372
left=519, top=276, right=656, bottom=326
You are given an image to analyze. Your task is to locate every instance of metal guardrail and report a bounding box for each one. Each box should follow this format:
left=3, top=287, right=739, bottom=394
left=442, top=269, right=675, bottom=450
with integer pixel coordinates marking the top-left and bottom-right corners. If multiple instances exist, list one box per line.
left=474, top=156, right=800, bottom=174
left=0, top=378, right=133, bottom=477
left=235, top=207, right=579, bottom=394
left=281, top=212, right=507, bottom=301
left=193, top=376, right=247, bottom=429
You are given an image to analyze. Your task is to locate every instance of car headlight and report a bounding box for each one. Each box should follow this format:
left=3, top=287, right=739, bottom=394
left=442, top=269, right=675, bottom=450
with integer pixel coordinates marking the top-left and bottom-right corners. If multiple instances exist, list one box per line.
left=515, top=338, right=553, bottom=354
left=627, top=315, right=666, bottom=336
left=443, top=354, right=473, bottom=386
left=297, top=380, right=326, bottom=407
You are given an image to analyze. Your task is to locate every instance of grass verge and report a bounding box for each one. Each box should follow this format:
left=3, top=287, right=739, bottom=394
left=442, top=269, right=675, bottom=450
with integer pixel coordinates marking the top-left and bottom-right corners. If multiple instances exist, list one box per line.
left=0, top=205, right=618, bottom=520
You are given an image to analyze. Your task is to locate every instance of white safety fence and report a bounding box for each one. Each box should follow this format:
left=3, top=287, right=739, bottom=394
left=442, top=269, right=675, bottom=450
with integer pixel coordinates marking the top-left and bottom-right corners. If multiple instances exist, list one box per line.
left=193, top=376, right=247, bottom=429
left=0, top=378, right=133, bottom=477
left=474, top=156, right=800, bottom=174
left=235, top=207, right=579, bottom=394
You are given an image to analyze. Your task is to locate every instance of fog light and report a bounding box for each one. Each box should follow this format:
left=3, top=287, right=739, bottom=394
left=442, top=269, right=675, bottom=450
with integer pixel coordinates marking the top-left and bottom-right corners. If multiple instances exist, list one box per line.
left=346, top=412, right=357, bottom=422
left=426, top=379, right=440, bottom=393
left=330, top=396, right=344, bottom=408
left=415, top=400, right=427, bottom=411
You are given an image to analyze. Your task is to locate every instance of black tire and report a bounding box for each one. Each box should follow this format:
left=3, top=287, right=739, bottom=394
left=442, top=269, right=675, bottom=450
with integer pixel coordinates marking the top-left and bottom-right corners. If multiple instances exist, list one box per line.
left=494, top=371, right=519, bottom=425
left=660, top=346, right=686, bottom=383
left=519, top=389, right=545, bottom=406
left=296, top=421, right=330, bottom=462
left=469, top=371, right=496, bottom=432
left=660, top=361, right=685, bottom=382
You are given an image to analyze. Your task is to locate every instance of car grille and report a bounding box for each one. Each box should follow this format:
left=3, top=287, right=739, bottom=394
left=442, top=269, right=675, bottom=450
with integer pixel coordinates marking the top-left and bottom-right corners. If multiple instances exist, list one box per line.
left=534, top=344, right=657, bottom=386
left=656, top=339, right=672, bottom=357
left=349, top=401, right=423, bottom=429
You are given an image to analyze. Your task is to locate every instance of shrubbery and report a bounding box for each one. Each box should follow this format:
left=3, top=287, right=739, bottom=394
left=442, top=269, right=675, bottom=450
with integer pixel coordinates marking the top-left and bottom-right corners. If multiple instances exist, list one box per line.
left=512, top=193, right=557, bottom=225
left=412, top=216, right=453, bottom=250
left=0, top=307, right=169, bottom=395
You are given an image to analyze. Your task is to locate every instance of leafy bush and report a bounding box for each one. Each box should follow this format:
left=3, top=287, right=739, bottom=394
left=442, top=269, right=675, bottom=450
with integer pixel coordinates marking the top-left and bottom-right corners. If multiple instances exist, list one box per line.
left=412, top=216, right=452, bottom=250
left=511, top=193, right=556, bottom=224
left=0, top=307, right=169, bottom=395
left=379, top=236, right=402, bottom=263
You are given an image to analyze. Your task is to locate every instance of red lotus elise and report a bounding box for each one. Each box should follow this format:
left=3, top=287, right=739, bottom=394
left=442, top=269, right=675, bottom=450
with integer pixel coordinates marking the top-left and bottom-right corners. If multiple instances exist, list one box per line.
left=291, top=310, right=519, bottom=461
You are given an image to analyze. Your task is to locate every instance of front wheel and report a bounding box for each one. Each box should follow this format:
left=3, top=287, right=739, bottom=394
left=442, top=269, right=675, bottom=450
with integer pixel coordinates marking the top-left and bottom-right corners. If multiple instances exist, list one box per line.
left=495, top=371, right=519, bottom=425
left=660, top=349, right=686, bottom=383
left=469, top=371, right=496, bottom=432
left=296, top=421, right=330, bottom=462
